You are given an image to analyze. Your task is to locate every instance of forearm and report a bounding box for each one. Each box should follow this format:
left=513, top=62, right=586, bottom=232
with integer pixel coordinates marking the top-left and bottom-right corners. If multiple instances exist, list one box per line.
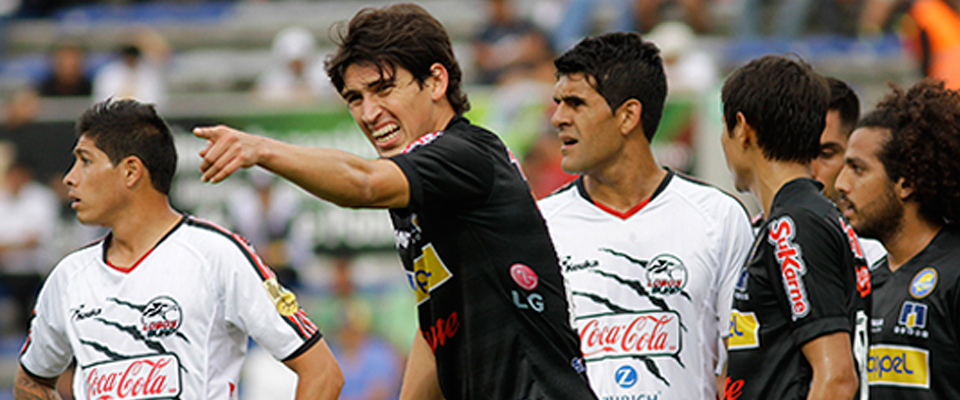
left=293, top=369, right=342, bottom=400
left=399, top=333, right=443, bottom=400
left=806, top=373, right=858, bottom=400
left=256, top=136, right=407, bottom=208
left=14, top=366, right=61, bottom=400
left=802, top=332, right=858, bottom=400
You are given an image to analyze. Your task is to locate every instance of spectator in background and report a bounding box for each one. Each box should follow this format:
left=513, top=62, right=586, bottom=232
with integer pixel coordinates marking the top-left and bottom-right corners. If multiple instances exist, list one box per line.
left=0, top=148, right=59, bottom=334
left=472, top=0, right=554, bottom=85
left=39, top=39, right=92, bottom=98
left=255, top=26, right=335, bottom=103
left=328, top=257, right=402, bottom=400
left=860, top=0, right=960, bottom=89
left=553, top=0, right=707, bottom=52
left=93, top=30, right=169, bottom=107
left=226, top=167, right=311, bottom=288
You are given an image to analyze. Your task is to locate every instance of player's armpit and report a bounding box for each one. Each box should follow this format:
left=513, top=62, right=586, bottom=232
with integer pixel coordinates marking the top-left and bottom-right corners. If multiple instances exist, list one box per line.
left=282, top=338, right=343, bottom=400
left=13, top=365, right=61, bottom=400
left=801, top=331, right=858, bottom=400
left=400, top=332, right=443, bottom=400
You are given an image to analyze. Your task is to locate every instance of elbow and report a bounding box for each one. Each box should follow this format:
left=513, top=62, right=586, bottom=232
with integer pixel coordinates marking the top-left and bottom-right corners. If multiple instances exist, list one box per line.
left=821, top=369, right=860, bottom=400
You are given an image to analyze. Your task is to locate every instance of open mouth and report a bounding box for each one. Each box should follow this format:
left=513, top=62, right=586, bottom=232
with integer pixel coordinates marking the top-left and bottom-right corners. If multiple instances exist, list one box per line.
left=373, top=124, right=400, bottom=144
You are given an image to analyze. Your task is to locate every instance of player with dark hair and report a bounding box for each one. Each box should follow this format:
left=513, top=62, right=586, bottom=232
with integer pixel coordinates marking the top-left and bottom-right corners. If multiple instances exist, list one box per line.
left=721, top=55, right=870, bottom=400
left=193, top=4, right=595, bottom=400
left=812, top=77, right=860, bottom=203
left=14, top=99, right=343, bottom=399
left=835, top=79, right=960, bottom=399
left=539, top=32, right=753, bottom=399
left=811, top=77, right=887, bottom=267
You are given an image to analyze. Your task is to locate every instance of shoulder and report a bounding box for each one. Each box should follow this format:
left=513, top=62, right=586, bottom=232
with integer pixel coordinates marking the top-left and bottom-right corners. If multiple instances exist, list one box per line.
left=47, top=240, right=104, bottom=284
left=537, top=180, right=581, bottom=219
left=668, top=173, right=751, bottom=222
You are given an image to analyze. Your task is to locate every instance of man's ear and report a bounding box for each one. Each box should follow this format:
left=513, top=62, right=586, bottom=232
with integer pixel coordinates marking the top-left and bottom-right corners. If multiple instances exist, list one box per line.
left=733, top=112, right=755, bottom=149
left=616, top=99, right=643, bottom=136
left=120, top=156, right=146, bottom=189
left=894, top=177, right=915, bottom=201
left=427, top=63, right=449, bottom=102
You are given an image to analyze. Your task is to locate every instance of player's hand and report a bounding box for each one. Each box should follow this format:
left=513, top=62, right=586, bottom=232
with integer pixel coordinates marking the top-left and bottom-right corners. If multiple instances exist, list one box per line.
left=194, top=125, right=262, bottom=183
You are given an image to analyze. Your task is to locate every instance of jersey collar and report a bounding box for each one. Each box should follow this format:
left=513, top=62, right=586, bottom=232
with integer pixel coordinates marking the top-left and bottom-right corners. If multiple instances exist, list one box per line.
left=576, top=169, right=674, bottom=220
left=102, top=215, right=186, bottom=273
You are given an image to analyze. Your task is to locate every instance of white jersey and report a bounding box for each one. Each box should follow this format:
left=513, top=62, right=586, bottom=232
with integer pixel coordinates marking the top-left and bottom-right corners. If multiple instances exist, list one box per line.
left=539, top=172, right=753, bottom=400
left=20, top=216, right=320, bottom=400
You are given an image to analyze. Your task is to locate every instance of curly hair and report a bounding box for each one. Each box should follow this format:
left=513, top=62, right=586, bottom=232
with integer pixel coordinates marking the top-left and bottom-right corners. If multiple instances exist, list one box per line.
left=857, top=79, right=960, bottom=224
left=554, top=32, right=666, bottom=141
left=324, top=3, right=469, bottom=115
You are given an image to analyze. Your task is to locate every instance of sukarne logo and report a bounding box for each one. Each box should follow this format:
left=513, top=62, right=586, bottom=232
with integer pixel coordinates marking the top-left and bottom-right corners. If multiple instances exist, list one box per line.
left=83, top=354, right=181, bottom=400
left=767, top=216, right=810, bottom=320
left=578, top=311, right=681, bottom=360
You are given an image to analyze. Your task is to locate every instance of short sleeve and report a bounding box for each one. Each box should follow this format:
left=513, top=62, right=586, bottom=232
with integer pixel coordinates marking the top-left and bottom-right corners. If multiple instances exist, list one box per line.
left=390, top=131, right=494, bottom=210
left=19, top=267, right=74, bottom=378
left=218, top=237, right=321, bottom=361
left=765, top=212, right=853, bottom=346
left=716, top=205, right=754, bottom=339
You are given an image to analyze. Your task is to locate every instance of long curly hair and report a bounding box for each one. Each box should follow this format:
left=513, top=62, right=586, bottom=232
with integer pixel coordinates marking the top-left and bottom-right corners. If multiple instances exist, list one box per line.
left=858, top=79, right=960, bottom=224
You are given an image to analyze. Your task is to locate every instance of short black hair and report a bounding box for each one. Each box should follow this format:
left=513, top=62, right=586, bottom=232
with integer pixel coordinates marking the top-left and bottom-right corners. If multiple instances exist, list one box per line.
left=554, top=32, right=667, bottom=141
left=76, top=99, right=177, bottom=195
left=325, top=3, right=470, bottom=115
left=826, top=77, right=860, bottom=136
left=857, top=79, right=960, bottom=224
left=722, top=55, right=829, bottom=163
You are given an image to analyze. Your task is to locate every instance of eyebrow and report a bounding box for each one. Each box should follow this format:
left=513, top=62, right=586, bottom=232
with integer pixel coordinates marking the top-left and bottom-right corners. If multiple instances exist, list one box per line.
left=554, top=95, right=586, bottom=106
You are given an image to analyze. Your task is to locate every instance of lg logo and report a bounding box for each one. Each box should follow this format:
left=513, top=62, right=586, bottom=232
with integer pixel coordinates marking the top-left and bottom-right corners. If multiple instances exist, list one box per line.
left=615, top=365, right=638, bottom=389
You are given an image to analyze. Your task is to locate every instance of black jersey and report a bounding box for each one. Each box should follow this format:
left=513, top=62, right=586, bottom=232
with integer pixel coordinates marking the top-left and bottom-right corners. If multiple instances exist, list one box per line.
left=388, top=116, right=596, bottom=400
left=727, top=179, right=871, bottom=400
left=868, top=226, right=960, bottom=399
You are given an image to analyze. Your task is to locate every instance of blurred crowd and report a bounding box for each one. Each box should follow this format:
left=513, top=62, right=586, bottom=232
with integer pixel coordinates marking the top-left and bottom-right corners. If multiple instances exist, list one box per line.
left=1, top=0, right=958, bottom=398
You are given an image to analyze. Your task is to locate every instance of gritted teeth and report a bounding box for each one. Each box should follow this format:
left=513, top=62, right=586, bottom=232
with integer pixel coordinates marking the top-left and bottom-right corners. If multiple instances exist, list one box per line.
left=373, top=124, right=400, bottom=140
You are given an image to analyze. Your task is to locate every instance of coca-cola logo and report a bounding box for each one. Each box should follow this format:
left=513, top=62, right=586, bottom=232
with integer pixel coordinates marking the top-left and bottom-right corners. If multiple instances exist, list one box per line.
left=578, top=311, right=681, bottom=360
left=645, top=255, right=687, bottom=296
left=139, top=296, right=182, bottom=338
left=83, top=354, right=181, bottom=400
left=510, top=263, right=539, bottom=291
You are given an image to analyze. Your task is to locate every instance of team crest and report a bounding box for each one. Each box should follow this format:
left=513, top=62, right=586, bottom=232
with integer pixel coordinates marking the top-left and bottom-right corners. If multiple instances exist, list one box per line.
left=910, top=267, right=938, bottom=299
left=139, top=296, right=182, bottom=338
left=646, top=254, right=687, bottom=296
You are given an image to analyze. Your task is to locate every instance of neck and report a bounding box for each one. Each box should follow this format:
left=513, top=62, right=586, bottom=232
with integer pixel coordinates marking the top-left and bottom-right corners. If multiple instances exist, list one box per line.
left=106, top=195, right=181, bottom=269
left=883, top=209, right=942, bottom=272
left=429, top=105, right=457, bottom=134
left=584, top=143, right=666, bottom=212
left=751, top=159, right=812, bottom=217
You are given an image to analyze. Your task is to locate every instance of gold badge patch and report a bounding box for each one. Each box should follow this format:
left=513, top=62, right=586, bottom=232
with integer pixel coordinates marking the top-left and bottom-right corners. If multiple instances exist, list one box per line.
left=262, top=277, right=299, bottom=316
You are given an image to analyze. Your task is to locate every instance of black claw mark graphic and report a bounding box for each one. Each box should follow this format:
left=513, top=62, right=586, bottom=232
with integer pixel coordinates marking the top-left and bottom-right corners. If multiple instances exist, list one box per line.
left=599, top=248, right=648, bottom=268
left=80, top=339, right=132, bottom=361
left=96, top=318, right=167, bottom=354
left=573, top=291, right=639, bottom=314
left=108, top=297, right=146, bottom=311
left=632, top=355, right=670, bottom=387
left=590, top=269, right=671, bottom=312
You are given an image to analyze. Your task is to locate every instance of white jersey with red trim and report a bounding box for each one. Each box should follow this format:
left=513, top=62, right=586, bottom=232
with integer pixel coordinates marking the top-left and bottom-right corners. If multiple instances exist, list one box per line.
left=19, top=216, right=320, bottom=400
left=539, top=172, right=753, bottom=400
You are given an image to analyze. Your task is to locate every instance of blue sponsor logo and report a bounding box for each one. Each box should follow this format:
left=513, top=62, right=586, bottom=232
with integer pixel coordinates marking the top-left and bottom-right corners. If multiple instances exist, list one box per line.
left=615, top=365, right=638, bottom=389
left=898, top=302, right=927, bottom=329
left=910, top=267, right=938, bottom=298
left=571, top=357, right=586, bottom=374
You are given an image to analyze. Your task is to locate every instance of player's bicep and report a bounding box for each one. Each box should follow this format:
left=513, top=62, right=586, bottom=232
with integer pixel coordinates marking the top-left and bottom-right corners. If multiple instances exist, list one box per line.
left=364, top=159, right=410, bottom=209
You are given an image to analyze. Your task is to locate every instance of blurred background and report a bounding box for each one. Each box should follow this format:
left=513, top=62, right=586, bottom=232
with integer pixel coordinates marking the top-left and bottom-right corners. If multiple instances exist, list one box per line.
left=0, top=0, right=951, bottom=397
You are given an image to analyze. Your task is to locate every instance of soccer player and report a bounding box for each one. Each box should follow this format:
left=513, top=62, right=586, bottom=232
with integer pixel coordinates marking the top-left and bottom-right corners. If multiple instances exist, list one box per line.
left=835, top=79, right=960, bottom=399
left=720, top=55, right=871, bottom=400
left=812, top=77, right=886, bottom=267
left=193, top=4, right=596, bottom=400
left=538, top=32, right=753, bottom=399
left=14, top=99, right=343, bottom=399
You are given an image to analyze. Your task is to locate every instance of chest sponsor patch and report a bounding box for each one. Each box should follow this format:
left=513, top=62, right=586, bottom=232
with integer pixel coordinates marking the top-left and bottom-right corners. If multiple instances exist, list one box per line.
left=406, top=244, right=453, bottom=305
left=83, top=354, right=182, bottom=400
left=868, top=345, right=929, bottom=388
left=910, top=267, right=938, bottom=299
left=728, top=310, right=760, bottom=350
left=578, top=311, right=681, bottom=360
